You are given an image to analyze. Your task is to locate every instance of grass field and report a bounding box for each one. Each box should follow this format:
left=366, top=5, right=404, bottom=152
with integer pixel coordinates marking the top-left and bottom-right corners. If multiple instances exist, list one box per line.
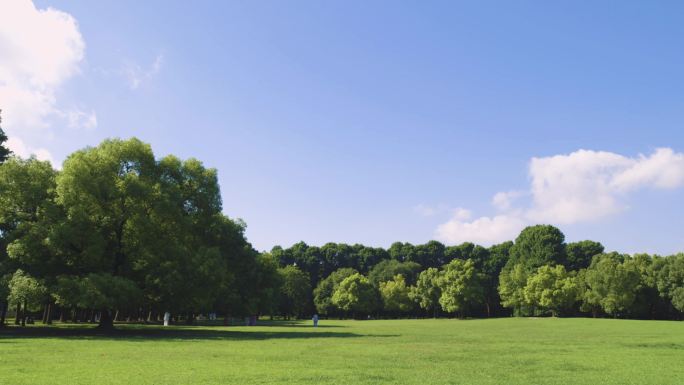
left=1, top=318, right=683, bottom=384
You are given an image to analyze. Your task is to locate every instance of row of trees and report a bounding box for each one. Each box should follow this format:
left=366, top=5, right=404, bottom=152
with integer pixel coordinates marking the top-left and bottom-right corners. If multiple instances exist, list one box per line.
left=1, top=130, right=682, bottom=327
left=267, top=226, right=684, bottom=320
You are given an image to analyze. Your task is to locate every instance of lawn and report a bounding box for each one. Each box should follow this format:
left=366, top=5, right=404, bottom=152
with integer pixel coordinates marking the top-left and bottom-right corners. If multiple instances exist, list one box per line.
left=1, top=318, right=683, bottom=384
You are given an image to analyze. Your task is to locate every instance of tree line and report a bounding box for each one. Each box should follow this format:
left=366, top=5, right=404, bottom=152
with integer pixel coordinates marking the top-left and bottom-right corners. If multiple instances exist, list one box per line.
left=265, top=229, right=684, bottom=321
left=0, top=134, right=683, bottom=329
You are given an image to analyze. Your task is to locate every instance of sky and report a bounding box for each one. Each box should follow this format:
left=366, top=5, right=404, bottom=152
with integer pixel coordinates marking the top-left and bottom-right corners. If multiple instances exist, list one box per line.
left=2, top=0, right=684, bottom=254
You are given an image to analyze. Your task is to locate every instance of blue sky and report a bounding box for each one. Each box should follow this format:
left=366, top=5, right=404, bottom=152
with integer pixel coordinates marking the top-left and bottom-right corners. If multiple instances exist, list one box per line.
left=3, top=1, right=684, bottom=254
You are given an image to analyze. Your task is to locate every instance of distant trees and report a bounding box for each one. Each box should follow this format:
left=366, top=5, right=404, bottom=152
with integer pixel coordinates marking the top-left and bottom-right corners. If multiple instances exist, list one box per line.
left=656, top=254, right=684, bottom=313
left=410, top=268, right=442, bottom=317
left=368, top=259, right=421, bottom=287
left=261, top=224, right=684, bottom=321
left=379, top=275, right=413, bottom=313
left=437, top=259, right=483, bottom=317
left=523, top=265, right=578, bottom=317
left=314, top=268, right=358, bottom=316
left=566, top=240, right=604, bottom=271
left=331, top=273, right=378, bottom=317
left=277, top=265, right=311, bottom=319
left=580, top=253, right=640, bottom=317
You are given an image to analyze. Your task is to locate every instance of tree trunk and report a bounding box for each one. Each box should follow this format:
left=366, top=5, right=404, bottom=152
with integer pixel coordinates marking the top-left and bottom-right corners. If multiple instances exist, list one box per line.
left=46, top=302, right=53, bottom=325
left=14, top=303, right=21, bottom=325
left=21, top=300, right=27, bottom=326
left=0, top=302, right=7, bottom=327
left=97, top=309, right=114, bottom=330
left=42, top=303, right=48, bottom=323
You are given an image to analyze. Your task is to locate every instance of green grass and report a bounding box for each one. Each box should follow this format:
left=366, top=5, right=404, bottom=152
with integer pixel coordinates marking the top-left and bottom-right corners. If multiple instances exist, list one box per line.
left=1, top=318, right=683, bottom=384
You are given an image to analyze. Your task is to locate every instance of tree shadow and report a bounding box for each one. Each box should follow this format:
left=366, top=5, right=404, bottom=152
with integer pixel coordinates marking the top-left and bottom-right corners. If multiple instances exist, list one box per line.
left=0, top=325, right=398, bottom=342
left=210, top=320, right=346, bottom=328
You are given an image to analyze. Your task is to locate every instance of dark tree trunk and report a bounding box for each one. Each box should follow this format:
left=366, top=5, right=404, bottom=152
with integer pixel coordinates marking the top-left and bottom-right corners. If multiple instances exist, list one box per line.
left=21, top=300, right=26, bottom=326
left=97, top=309, right=114, bottom=330
left=42, top=303, right=48, bottom=323
left=46, top=302, right=53, bottom=325
left=14, top=303, right=21, bottom=325
left=0, top=302, right=7, bottom=327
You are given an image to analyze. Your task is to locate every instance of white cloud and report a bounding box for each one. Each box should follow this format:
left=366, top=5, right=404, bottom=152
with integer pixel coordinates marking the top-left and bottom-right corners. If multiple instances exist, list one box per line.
left=492, top=190, right=525, bottom=211
left=0, top=0, right=92, bottom=161
left=610, top=148, right=684, bottom=191
left=436, top=214, right=526, bottom=245
left=436, top=148, right=684, bottom=245
left=123, top=54, right=164, bottom=90
left=6, top=137, right=54, bottom=163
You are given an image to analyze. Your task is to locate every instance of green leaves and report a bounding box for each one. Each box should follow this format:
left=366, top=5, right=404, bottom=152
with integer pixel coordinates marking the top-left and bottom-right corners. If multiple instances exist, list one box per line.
left=379, top=275, right=413, bottom=313
left=7, top=269, right=47, bottom=310
left=524, top=265, right=579, bottom=316
left=277, top=265, right=311, bottom=317
left=438, top=259, right=483, bottom=315
left=410, top=267, right=442, bottom=314
left=332, top=273, right=378, bottom=315
left=581, top=253, right=640, bottom=316
left=509, top=225, right=566, bottom=269
left=314, top=268, right=358, bottom=315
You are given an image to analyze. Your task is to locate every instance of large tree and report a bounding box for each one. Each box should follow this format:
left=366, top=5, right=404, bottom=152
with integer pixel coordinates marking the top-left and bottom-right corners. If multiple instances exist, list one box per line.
left=52, top=138, right=158, bottom=328
left=379, top=274, right=413, bottom=314
left=0, top=157, right=59, bottom=324
left=566, top=240, right=604, bottom=271
left=277, top=265, right=311, bottom=319
left=508, top=225, right=567, bottom=269
left=498, top=263, right=531, bottom=316
left=314, top=268, right=358, bottom=315
left=438, top=259, right=483, bottom=317
left=581, top=253, right=640, bottom=317
left=524, top=265, right=579, bottom=317
left=656, top=253, right=684, bottom=314
left=331, top=273, right=378, bottom=317
left=410, top=267, right=442, bottom=317
left=499, top=225, right=567, bottom=316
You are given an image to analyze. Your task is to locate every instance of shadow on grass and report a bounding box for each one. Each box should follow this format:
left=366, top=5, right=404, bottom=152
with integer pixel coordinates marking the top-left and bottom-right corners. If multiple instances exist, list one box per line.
left=218, top=320, right=345, bottom=328
left=0, top=325, right=398, bottom=342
